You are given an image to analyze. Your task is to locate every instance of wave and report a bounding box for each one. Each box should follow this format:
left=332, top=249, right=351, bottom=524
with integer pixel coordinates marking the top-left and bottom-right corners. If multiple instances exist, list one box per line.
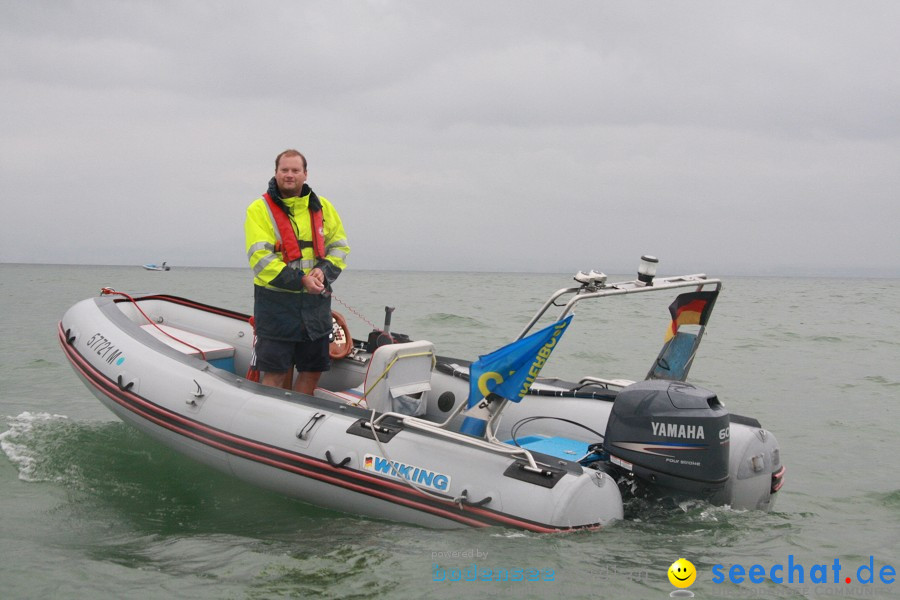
left=862, top=375, right=900, bottom=387
left=872, top=489, right=900, bottom=511
left=416, top=312, right=487, bottom=328
left=0, top=412, right=344, bottom=535
left=1, top=411, right=73, bottom=482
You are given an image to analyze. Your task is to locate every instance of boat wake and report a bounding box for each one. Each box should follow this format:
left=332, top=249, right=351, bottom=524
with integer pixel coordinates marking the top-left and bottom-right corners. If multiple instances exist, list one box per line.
left=1, top=412, right=348, bottom=534
left=1, top=412, right=73, bottom=483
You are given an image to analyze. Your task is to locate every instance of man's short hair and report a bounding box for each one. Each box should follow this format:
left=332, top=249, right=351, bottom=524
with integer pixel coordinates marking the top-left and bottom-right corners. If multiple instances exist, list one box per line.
left=276, top=149, right=307, bottom=171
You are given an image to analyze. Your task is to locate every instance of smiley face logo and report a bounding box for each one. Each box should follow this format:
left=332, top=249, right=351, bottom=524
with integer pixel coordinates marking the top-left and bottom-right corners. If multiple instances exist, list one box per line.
left=668, top=558, right=697, bottom=588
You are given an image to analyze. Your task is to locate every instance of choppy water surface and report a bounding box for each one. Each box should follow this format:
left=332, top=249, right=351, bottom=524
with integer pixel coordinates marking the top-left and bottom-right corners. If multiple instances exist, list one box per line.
left=1, top=264, right=897, bottom=599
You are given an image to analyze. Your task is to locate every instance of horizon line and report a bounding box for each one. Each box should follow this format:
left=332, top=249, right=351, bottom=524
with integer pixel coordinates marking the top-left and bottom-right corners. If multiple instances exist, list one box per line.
left=3, top=260, right=899, bottom=280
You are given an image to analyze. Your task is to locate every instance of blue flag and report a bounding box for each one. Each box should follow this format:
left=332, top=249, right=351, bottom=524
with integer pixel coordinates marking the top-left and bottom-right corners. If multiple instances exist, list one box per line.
left=460, top=316, right=573, bottom=437
left=467, top=315, right=573, bottom=408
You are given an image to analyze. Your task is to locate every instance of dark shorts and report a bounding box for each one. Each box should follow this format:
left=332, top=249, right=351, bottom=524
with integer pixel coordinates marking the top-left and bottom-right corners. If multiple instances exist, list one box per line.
left=255, top=336, right=331, bottom=373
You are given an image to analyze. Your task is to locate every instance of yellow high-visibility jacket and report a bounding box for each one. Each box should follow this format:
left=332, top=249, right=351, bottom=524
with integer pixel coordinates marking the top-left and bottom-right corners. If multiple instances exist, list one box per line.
left=245, top=183, right=349, bottom=341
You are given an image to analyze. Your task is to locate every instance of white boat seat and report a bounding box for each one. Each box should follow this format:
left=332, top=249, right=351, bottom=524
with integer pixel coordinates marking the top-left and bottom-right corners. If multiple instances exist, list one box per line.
left=140, top=324, right=236, bottom=372
left=360, top=340, right=435, bottom=416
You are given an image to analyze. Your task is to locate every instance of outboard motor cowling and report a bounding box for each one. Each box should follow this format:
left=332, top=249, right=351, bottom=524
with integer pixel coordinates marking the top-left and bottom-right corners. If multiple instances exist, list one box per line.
left=604, top=380, right=730, bottom=502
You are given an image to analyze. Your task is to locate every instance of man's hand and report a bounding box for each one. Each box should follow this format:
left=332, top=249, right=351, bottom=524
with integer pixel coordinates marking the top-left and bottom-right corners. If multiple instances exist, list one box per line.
left=302, top=267, right=326, bottom=294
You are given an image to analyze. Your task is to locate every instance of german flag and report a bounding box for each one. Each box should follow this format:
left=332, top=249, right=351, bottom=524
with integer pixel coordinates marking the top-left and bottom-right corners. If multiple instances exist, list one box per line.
left=665, top=291, right=718, bottom=342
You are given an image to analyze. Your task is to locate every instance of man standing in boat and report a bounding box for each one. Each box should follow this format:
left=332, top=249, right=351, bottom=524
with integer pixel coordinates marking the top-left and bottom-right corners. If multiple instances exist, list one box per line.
left=244, top=149, right=350, bottom=394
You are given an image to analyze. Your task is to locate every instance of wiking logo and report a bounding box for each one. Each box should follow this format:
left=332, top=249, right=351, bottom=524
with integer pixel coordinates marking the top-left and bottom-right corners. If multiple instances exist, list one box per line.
left=363, top=454, right=450, bottom=492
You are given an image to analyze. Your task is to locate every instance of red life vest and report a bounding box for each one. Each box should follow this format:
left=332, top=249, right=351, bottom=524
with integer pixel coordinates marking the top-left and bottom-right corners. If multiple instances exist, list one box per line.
left=262, top=193, right=326, bottom=262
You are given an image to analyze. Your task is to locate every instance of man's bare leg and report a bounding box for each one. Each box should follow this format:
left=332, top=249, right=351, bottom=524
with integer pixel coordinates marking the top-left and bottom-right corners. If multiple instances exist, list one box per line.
left=261, top=370, right=293, bottom=390
left=294, top=371, right=322, bottom=395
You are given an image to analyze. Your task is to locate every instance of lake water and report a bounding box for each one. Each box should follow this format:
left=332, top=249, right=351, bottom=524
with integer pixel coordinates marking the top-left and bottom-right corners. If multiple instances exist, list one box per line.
left=1, top=264, right=897, bottom=599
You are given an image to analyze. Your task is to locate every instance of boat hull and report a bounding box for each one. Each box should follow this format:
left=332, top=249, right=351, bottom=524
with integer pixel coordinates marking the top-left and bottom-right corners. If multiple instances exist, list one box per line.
left=59, top=296, right=624, bottom=531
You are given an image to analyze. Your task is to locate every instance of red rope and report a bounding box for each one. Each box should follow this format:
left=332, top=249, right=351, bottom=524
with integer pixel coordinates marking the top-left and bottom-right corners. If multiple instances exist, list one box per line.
left=331, top=293, right=396, bottom=342
left=101, top=288, right=208, bottom=360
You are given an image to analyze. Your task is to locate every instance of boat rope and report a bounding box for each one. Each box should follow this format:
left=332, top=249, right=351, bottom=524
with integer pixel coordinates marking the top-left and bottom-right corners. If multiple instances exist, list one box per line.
left=99, top=288, right=208, bottom=360
left=331, top=293, right=406, bottom=345
left=331, top=294, right=380, bottom=331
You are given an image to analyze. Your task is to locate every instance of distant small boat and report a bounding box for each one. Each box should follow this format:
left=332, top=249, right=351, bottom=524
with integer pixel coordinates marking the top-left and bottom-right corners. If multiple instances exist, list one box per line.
left=142, top=262, right=171, bottom=271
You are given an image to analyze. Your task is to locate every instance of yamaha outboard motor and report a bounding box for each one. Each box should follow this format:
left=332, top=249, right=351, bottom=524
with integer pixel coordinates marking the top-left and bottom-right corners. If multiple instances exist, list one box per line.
left=603, top=380, right=730, bottom=503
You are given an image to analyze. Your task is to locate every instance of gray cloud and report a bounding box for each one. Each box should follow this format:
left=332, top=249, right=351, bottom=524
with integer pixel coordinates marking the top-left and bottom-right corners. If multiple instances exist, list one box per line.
left=2, top=1, right=899, bottom=276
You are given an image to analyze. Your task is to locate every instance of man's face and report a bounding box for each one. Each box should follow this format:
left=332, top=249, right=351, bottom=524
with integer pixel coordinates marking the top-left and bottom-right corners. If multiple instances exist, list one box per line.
left=275, top=155, right=307, bottom=197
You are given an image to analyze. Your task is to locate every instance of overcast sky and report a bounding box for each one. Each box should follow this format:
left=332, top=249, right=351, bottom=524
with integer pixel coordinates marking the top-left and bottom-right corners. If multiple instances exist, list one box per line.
left=2, top=1, right=898, bottom=276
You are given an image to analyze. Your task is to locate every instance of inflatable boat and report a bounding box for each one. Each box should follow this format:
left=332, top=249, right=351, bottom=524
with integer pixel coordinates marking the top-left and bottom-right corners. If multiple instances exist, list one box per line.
left=58, top=262, right=784, bottom=531
left=142, top=262, right=171, bottom=271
